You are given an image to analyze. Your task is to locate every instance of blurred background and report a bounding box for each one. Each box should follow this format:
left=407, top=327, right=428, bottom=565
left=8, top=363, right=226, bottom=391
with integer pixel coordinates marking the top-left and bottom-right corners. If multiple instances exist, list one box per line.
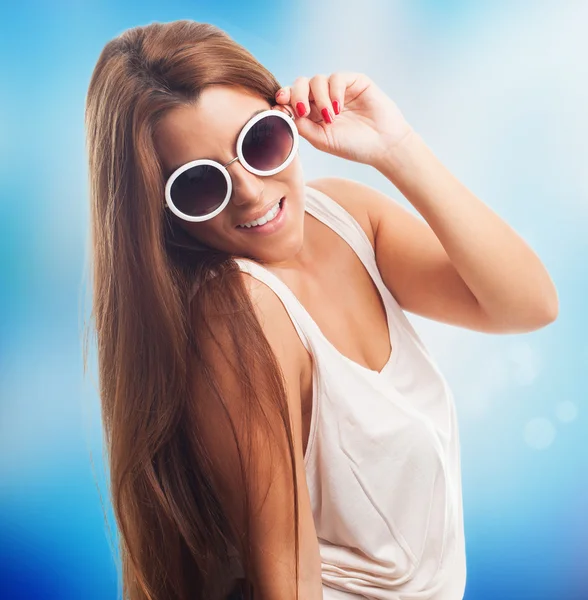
left=1, top=1, right=586, bottom=599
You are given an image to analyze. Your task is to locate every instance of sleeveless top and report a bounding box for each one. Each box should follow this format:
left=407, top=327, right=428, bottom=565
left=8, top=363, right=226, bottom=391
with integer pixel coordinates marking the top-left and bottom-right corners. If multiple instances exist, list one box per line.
left=231, top=185, right=467, bottom=600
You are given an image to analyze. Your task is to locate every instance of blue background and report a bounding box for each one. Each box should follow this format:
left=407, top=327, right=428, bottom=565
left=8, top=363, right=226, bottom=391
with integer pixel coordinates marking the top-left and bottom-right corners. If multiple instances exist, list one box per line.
left=1, top=1, right=586, bottom=599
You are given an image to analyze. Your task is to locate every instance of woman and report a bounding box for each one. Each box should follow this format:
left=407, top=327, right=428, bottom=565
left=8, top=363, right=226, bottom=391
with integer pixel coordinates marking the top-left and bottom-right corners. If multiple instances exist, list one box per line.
left=84, top=19, right=558, bottom=600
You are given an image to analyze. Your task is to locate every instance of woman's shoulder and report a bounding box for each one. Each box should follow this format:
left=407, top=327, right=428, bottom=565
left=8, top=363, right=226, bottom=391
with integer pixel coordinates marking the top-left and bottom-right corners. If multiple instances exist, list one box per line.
left=188, top=266, right=308, bottom=387
left=239, top=270, right=309, bottom=384
left=305, top=177, right=377, bottom=251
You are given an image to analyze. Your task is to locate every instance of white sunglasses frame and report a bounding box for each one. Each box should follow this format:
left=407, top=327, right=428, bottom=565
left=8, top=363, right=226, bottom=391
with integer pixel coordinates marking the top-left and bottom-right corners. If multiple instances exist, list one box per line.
left=164, top=108, right=299, bottom=223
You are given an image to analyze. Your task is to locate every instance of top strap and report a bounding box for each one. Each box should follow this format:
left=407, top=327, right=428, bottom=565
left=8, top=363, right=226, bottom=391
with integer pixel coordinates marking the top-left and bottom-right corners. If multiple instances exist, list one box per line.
left=230, top=184, right=392, bottom=361
left=233, top=257, right=317, bottom=355
left=304, top=184, right=389, bottom=298
left=304, top=184, right=376, bottom=267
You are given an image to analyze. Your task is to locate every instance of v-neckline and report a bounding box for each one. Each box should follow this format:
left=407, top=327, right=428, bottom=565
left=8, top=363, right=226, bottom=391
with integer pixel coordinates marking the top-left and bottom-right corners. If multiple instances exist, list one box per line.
left=298, top=275, right=401, bottom=378
left=238, top=245, right=400, bottom=379
left=300, top=188, right=401, bottom=377
left=250, top=258, right=400, bottom=377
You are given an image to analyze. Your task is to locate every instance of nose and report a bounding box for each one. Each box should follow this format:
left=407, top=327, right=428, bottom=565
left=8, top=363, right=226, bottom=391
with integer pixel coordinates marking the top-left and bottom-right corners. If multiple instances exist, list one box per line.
left=228, top=159, right=264, bottom=207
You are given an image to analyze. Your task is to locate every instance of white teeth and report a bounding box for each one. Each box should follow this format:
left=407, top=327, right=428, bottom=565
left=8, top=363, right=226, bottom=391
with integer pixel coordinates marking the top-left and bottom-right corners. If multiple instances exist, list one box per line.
left=238, top=200, right=281, bottom=228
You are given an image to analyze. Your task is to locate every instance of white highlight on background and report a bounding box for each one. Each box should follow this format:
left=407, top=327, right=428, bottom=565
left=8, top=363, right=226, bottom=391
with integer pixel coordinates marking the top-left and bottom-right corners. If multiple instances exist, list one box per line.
left=555, top=401, right=579, bottom=423
left=524, top=417, right=556, bottom=450
left=507, top=341, right=542, bottom=387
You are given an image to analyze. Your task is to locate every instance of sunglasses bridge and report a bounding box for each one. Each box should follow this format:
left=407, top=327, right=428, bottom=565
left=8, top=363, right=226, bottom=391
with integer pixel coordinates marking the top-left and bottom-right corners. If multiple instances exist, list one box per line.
left=224, top=156, right=240, bottom=168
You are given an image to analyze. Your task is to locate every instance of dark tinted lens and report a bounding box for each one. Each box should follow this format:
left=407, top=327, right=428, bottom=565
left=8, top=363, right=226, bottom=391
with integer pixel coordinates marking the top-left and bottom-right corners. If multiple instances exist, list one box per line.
left=170, top=164, right=227, bottom=217
left=242, top=115, right=294, bottom=171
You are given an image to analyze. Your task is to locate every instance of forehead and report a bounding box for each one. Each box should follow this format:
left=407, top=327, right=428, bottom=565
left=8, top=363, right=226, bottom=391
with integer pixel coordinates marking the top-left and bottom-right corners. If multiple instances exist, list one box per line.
left=154, top=85, right=271, bottom=175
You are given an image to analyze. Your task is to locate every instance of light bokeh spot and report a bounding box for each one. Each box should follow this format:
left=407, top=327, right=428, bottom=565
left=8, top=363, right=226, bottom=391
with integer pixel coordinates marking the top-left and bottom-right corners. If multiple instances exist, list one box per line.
left=555, top=401, right=579, bottom=423
left=524, top=417, right=556, bottom=450
left=507, top=341, right=541, bottom=387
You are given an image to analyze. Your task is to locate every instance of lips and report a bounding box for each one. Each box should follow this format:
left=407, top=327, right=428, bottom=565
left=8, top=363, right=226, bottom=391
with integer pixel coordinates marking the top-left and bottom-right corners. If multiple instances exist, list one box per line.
left=236, top=197, right=285, bottom=228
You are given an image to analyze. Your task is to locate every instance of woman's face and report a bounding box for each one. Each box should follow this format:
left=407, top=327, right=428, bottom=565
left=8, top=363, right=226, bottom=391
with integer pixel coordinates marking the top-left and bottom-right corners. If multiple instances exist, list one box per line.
left=154, top=85, right=307, bottom=266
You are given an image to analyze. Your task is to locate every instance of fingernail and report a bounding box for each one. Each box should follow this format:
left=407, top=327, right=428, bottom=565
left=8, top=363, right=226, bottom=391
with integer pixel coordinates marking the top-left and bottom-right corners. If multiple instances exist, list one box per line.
left=296, top=102, right=306, bottom=117
left=332, top=100, right=340, bottom=115
left=276, top=89, right=285, bottom=98
left=321, top=107, right=333, bottom=124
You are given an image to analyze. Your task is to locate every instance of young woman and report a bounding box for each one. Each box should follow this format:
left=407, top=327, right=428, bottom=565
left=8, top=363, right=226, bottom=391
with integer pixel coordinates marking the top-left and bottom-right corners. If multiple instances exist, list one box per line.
left=84, top=18, right=558, bottom=600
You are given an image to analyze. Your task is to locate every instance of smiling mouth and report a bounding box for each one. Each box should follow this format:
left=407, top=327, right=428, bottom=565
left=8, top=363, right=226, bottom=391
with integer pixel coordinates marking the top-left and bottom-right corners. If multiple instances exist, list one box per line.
left=235, top=197, right=285, bottom=228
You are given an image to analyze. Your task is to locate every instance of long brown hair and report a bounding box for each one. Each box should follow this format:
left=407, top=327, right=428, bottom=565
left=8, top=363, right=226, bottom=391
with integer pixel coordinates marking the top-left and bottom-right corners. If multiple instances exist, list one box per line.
left=82, top=20, right=301, bottom=600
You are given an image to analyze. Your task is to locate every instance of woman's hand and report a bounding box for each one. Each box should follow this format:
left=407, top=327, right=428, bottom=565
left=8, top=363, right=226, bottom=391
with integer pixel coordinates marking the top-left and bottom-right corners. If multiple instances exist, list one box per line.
left=273, top=71, right=414, bottom=167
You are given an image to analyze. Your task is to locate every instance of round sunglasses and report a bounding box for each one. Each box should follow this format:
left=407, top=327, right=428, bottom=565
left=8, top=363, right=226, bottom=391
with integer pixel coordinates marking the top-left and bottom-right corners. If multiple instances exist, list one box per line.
left=164, top=108, right=299, bottom=222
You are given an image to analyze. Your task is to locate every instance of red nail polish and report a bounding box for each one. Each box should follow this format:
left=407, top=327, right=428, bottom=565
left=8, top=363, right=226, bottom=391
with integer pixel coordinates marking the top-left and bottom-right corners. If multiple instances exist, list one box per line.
left=321, top=107, right=333, bottom=124
left=296, top=102, right=306, bottom=117
left=332, top=100, right=340, bottom=115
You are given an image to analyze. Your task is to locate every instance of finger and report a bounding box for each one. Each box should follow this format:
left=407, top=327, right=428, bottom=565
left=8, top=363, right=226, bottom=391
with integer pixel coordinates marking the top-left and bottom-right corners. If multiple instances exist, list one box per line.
left=281, top=82, right=329, bottom=145
left=336, top=70, right=373, bottom=107
left=327, top=72, right=347, bottom=115
left=274, top=88, right=303, bottom=122
left=308, top=74, right=335, bottom=125
left=290, top=76, right=311, bottom=118
left=291, top=105, right=329, bottom=146
left=275, top=82, right=321, bottom=123
left=306, top=101, right=323, bottom=123
left=274, top=86, right=290, bottom=104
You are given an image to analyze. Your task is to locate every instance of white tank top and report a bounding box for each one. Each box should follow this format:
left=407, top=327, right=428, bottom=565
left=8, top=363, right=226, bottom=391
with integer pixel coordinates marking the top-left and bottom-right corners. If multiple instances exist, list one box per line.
left=232, top=185, right=467, bottom=600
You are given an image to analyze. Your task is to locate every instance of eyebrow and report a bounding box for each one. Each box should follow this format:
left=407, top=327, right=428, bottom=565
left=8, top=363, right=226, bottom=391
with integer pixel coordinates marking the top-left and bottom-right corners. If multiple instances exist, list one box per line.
left=163, top=108, right=269, bottom=179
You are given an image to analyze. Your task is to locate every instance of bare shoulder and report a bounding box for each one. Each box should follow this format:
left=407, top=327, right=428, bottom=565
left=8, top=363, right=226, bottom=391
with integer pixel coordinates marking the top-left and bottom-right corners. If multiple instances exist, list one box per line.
left=306, top=176, right=381, bottom=250
left=194, top=268, right=308, bottom=422
left=238, top=270, right=308, bottom=384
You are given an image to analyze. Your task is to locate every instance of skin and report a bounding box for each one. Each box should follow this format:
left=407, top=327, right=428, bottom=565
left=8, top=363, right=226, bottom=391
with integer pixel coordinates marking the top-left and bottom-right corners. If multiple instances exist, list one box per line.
left=151, top=70, right=557, bottom=599
left=154, top=85, right=329, bottom=597
left=153, top=85, right=319, bottom=273
left=152, top=82, right=395, bottom=379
